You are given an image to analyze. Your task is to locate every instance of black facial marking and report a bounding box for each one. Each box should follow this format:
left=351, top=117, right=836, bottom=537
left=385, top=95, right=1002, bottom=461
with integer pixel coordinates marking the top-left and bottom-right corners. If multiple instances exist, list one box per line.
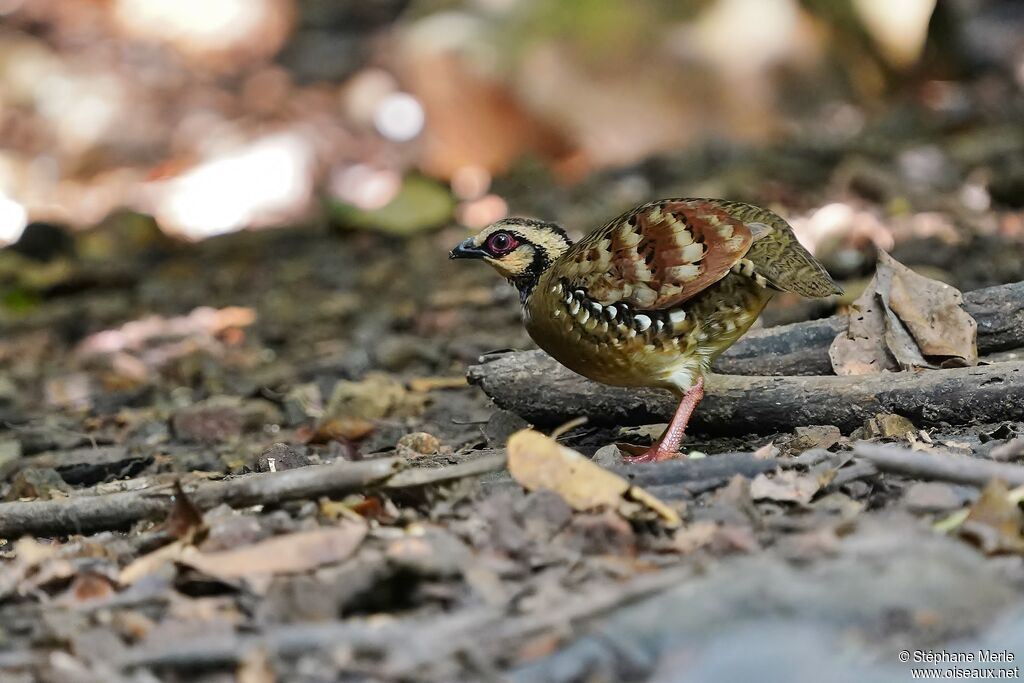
left=497, top=217, right=569, bottom=242
left=486, top=220, right=574, bottom=302
left=501, top=230, right=548, bottom=301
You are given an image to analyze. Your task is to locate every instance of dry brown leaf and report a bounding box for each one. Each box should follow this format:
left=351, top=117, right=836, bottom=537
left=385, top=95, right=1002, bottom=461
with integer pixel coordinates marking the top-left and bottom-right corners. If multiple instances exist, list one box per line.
left=408, top=376, right=468, bottom=392
left=507, top=430, right=680, bottom=527
left=873, top=252, right=932, bottom=370
left=628, top=486, right=681, bottom=527
left=829, top=252, right=977, bottom=374
left=120, top=522, right=367, bottom=587
left=671, top=520, right=720, bottom=553
left=959, top=480, right=1024, bottom=554
left=181, top=523, right=367, bottom=580
left=0, top=539, right=67, bottom=602
left=671, top=520, right=759, bottom=555
left=120, top=538, right=190, bottom=585
left=862, top=413, right=917, bottom=440
left=61, top=573, right=117, bottom=605
left=508, top=430, right=629, bottom=509
left=828, top=272, right=897, bottom=376
left=165, top=480, right=205, bottom=540
left=786, top=425, right=842, bottom=453
left=238, top=648, right=276, bottom=683
left=750, top=470, right=821, bottom=505
left=309, top=416, right=376, bottom=443
left=395, top=431, right=441, bottom=457
left=884, top=252, right=977, bottom=366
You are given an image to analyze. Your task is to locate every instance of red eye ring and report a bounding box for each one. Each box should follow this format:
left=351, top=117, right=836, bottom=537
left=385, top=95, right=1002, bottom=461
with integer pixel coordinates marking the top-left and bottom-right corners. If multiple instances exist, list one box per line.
left=487, top=232, right=518, bottom=255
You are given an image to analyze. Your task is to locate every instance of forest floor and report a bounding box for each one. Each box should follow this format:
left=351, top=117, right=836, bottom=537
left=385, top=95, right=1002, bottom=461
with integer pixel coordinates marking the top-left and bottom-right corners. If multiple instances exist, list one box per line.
left=2, top=111, right=1024, bottom=682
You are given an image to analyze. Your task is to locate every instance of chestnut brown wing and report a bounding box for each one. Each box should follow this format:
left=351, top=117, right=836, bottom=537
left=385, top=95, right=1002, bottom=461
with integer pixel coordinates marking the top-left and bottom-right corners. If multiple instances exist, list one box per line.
left=557, top=199, right=754, bottom=309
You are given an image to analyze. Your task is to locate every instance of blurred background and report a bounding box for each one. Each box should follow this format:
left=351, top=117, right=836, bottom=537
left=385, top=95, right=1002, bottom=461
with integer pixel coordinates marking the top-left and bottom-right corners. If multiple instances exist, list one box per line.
left=1, top=0, right=1024, bottom=438
left=0, top=0, right=1021, bottom=242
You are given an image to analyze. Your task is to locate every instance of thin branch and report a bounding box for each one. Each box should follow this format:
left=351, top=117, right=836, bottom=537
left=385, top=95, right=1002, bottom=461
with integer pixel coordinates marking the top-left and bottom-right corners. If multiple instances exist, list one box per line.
left=853, top=443, right=1024, bottom=487
left=0, top=452, right=523, bottom=539
left=0, top=457, right=403, bottom=538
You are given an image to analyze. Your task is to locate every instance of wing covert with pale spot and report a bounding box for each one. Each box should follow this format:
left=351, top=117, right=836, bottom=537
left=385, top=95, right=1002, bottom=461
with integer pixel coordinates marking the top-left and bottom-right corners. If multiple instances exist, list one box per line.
left=556, top=199, right=754, bottom=310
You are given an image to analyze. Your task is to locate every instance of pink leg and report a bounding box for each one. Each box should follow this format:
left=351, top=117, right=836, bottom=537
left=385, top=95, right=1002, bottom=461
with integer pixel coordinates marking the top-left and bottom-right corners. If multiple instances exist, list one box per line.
left=623, top=377, right=705, bottom=463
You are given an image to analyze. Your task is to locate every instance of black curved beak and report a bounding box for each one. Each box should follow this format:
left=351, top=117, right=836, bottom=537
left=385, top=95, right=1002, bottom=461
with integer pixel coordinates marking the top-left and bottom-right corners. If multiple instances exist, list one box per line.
left=449, top=238, right=488, bottom=260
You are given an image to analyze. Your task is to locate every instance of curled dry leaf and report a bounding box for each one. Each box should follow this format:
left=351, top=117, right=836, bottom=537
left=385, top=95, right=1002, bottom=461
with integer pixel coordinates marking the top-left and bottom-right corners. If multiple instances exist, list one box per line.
left=671, top=520, right=719, bottom=553
left=861, top=413, right=917, bottom=440
left=408, top=376, right=468, bottom=392
left=120, top=538, right=192, bottom=586
left=121, top=522, right=367, bottom=586
left=506, top=429, right=681, bottom=528
left=885, top=252, right=977, bottom=366
left=165, top=480, right=205, bottom=540
left=753, top=442, right=779, bottom=459
left=785, top=425, right=842, bottom=453
left=671, top=520, right=759, bottom=555
left=238, top=648, right=276, bottom=683
left=61, top=573, right=117, bottom=605
left=829, top=274, right=896, bottom=375
left=180, top=522, right=368, bottom=581
left=829, top=252, right=977, bottom=375
left=750, top=470, right=821, bottom=505
left=395, top=431, right=442, bottom=457
left=959, top=480, right=1024, bottom=554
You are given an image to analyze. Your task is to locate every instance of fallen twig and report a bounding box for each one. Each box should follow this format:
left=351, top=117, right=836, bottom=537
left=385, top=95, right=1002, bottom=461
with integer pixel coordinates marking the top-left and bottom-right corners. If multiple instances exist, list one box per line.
left=468, top=354, right=1024, bottom=433
left=0, top=457, right=400, bottom=538
left=385, top=452, right=507, bottom=488
left=853, top=443, right=1024, bottom=487
left=0, top=452, right=522, bottom=539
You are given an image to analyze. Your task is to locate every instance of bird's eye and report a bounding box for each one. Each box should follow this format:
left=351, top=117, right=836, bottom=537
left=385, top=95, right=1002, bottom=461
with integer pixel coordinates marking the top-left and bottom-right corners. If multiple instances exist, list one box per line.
left=487, top=232, right=517, bottom=255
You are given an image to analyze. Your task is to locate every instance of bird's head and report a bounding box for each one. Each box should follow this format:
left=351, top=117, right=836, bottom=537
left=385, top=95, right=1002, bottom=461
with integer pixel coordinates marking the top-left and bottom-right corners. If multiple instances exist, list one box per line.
left=449, top=217, right=573, bottom=295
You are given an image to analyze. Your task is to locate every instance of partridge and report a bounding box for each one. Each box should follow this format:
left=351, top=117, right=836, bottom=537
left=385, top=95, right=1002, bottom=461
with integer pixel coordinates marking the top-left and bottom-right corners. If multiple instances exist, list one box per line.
left=451, top=199, right=841, bottom=462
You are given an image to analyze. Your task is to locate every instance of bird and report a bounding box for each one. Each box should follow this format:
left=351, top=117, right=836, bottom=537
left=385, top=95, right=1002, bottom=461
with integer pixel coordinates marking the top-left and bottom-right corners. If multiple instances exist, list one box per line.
left=450, top=199, right=842, bottom=462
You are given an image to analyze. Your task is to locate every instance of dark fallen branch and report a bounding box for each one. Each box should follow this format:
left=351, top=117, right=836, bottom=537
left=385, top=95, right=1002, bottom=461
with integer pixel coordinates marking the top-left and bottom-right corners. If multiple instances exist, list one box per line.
left=0, top=445, right=150, bottom=486
left=714, top=280, right=1024, bottom=376
left=610, top=452, right=777, bottom=499
left=853, top=443, right=1024, bottom=487
left=612, top=453, right=775, bottom=487
left=468, top=354, right=1024, bottom=434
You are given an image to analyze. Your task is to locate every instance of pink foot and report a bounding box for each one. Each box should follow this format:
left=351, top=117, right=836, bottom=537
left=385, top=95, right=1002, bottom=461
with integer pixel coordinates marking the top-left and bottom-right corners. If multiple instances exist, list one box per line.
left=622, top=445, right=680, bottom=463
left=621, top=377, right=705, bottom=465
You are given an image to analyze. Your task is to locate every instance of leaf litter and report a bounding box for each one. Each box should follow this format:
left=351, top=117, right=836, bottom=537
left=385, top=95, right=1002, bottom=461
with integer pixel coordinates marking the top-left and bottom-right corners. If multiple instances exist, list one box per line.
left=830, top=251, right=978, bottom=375
left=1, top=44, right=1024, bottom=680
left=2, top=216, right=1020, bottom=682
